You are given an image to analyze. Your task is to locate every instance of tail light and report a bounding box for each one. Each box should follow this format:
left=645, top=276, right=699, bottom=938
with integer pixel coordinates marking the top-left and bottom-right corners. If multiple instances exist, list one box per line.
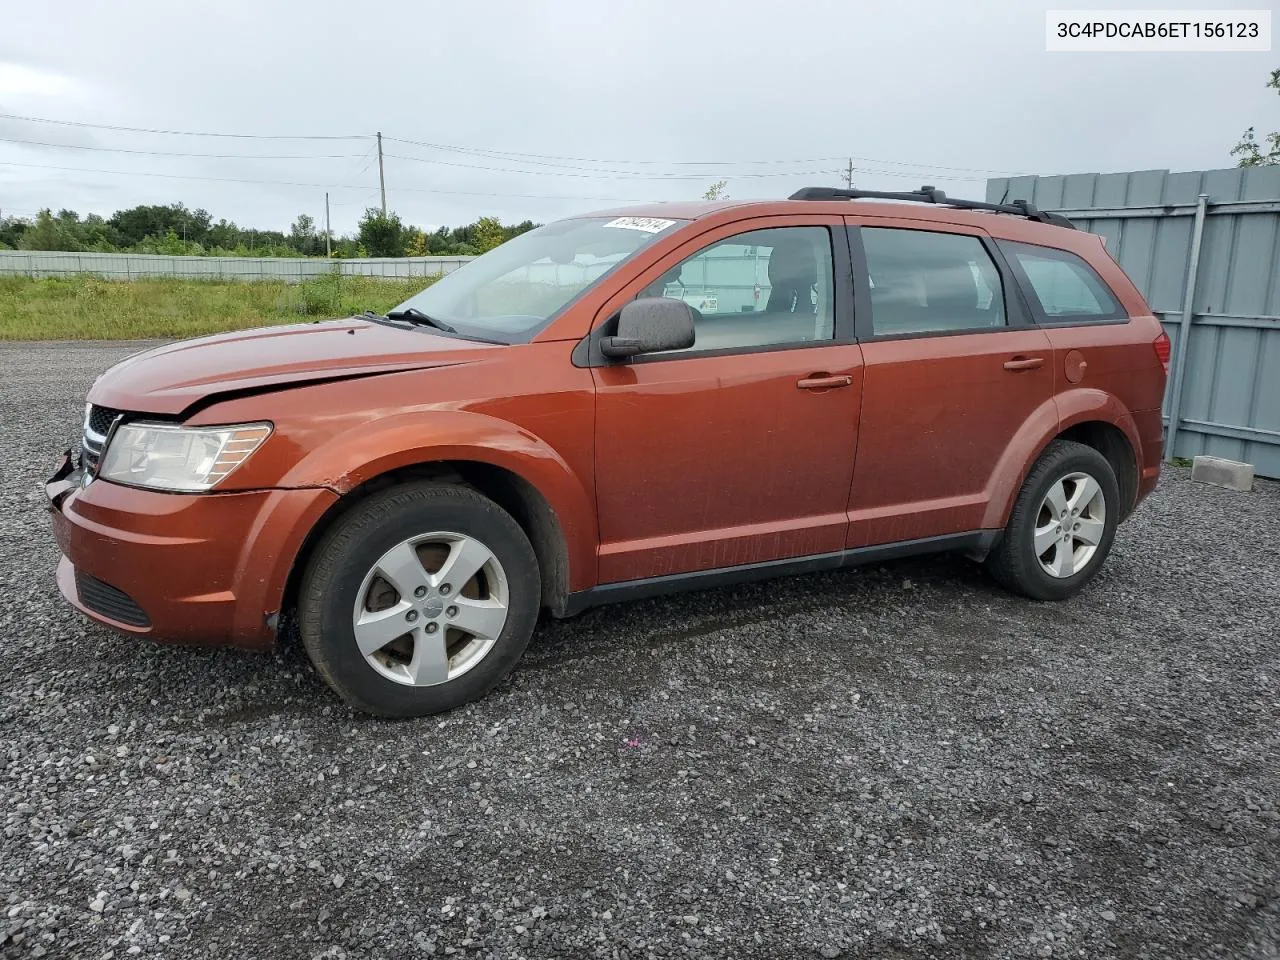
left=1153, top=330, right=1171, bottom=376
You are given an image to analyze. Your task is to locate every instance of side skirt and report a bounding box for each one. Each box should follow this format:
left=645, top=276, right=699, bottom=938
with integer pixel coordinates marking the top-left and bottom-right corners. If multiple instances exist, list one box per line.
left=558, top=530, right=1001, bottom=618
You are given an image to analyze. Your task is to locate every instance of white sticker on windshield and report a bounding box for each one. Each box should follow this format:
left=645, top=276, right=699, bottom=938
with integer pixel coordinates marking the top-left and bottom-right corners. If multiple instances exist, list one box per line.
left=603, top=216, right=677, bottom=234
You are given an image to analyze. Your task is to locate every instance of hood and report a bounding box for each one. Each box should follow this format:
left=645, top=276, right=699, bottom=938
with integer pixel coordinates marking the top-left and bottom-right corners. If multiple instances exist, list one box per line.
left=87, top=318, right=501, bottom=416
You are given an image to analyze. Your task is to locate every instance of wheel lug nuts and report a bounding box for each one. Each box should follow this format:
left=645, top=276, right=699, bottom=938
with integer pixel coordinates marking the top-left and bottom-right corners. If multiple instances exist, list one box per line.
left=446, top=605, right=458, bottom=618
left=405, top=610, right=418, bottom=622
left=439, top=584, right=452, bottom=596
left=414, top=586, right=427, bottom=598
left=425, top=622, right=438, bottom=634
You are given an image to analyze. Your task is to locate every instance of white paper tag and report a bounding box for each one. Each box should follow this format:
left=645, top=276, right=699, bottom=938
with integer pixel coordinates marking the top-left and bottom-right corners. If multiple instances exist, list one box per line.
left=602, top=216, right=677, bottom=234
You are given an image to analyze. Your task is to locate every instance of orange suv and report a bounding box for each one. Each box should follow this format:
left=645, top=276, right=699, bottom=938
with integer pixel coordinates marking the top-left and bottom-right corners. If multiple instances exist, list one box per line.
left=46, top=187, right=1169, bottom=716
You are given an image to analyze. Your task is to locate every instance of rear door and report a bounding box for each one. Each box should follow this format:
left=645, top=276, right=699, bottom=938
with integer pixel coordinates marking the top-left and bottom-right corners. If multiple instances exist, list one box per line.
left=844, top=218, right=1055, bottom=547
left=589, top=216, right=863, bottom=583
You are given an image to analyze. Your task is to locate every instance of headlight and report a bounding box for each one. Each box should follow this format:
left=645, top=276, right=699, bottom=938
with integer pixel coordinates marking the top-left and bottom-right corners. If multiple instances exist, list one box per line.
left=97, top=421, right=272, bottom=492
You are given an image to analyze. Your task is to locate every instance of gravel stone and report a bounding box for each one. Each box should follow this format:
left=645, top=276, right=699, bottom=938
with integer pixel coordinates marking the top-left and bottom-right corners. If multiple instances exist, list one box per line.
left=2, top=341, right=1279, bottom=959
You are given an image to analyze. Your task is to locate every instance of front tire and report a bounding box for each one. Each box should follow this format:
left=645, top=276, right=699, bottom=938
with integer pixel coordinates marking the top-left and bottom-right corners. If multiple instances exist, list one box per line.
left=298, top=482, right=540, bottom=717
left=986, top=440, right=1120, bottom=601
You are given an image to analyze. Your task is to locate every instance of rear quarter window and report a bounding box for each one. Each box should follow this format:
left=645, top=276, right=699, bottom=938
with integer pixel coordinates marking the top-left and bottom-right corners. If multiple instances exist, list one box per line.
left=1001, top=240, right=1127, bottom=323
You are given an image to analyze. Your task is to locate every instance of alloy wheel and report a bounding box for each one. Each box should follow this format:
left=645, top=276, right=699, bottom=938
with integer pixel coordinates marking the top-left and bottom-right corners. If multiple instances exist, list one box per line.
left=1033, top=471, right=1107, bottom=579
left=352, top=532, right=510, bottom=686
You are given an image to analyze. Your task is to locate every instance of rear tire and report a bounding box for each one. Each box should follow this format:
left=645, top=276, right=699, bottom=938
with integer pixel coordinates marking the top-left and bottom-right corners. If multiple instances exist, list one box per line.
left=298, top=482, right=540, bottom=718
left=986, top=440, right=1119, bottom=601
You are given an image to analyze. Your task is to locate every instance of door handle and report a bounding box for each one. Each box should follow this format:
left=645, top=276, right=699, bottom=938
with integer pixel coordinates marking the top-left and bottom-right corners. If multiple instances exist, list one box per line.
left=797, top=374, right=853, bottom=390
left=1003, top=356, right=1045, bottom=371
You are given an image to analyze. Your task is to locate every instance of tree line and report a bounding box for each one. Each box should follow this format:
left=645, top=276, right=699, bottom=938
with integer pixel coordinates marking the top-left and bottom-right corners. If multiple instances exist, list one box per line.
left=1231, top=68, right=1280, bottom=167
left=0, top=204, right=538, bottom=259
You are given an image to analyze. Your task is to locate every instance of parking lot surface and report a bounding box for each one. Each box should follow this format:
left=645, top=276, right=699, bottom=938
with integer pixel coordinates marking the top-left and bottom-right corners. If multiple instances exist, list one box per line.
left=2, top=341, right=1278, bottom=960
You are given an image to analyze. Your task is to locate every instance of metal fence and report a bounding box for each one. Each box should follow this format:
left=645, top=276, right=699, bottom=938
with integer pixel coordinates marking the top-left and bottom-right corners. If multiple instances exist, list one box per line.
left=0, top=250, right=474, bottom=281
left=987, top=166, right=1280, bottom=480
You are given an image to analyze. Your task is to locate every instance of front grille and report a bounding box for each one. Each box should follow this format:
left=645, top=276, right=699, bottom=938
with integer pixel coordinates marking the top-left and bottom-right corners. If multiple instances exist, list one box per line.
left=81, top=404, right=122, bottom=471
left=87, top=404, right=120, bottom=436
left=75, top=571, right=150, bottom=628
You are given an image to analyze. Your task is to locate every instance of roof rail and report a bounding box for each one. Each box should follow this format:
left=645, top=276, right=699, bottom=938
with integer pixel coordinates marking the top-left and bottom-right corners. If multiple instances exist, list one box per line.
left=788, top=185, right=1076, bottom=230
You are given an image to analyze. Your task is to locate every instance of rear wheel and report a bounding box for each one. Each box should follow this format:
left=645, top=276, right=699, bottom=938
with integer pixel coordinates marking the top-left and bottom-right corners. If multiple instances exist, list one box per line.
left=298, top=482, right=540, bottom=717
left=986, top=440, right=1119, bottom=601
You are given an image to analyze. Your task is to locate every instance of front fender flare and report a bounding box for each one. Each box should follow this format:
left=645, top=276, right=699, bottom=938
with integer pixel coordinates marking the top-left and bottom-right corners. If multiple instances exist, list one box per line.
left=279, top=409, right=597, bottom=593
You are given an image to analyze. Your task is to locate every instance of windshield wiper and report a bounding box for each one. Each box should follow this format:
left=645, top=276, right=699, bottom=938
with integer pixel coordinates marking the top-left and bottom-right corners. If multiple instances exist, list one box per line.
left=358, top=308, right=507, bottom=345
left=385, top=307, right=457, bottom=333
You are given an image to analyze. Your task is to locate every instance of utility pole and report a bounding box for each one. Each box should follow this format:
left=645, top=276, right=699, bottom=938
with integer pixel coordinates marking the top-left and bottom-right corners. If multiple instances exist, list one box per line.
left=324, top=192, right=332, bottom=258
left=843, top=158, right=855, bottom=189
left=376, top=131, right=387, bottom=216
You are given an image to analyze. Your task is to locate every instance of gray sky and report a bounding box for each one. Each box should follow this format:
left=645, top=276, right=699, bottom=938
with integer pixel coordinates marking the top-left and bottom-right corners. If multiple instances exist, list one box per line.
left=1, top=0, right=1275, bottom=235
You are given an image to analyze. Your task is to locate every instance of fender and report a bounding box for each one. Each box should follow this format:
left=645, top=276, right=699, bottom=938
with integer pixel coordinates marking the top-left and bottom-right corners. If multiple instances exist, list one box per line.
left=980, top=388, right=1140, bottom=530
left=229, top=486, right=340, bottom=647
left=1055, top=388, right=1143, bottom=467
left=278, top=408, right=598, bottom=593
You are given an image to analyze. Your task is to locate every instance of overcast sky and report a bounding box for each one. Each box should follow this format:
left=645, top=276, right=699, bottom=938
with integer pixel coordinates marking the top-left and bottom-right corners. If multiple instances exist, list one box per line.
left=1, top=0, right=1275, bottom=236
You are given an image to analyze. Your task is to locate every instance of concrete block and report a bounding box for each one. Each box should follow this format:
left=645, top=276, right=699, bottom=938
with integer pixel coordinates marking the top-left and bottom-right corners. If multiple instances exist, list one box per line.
left=1190, top=455, right=1255, bottom=492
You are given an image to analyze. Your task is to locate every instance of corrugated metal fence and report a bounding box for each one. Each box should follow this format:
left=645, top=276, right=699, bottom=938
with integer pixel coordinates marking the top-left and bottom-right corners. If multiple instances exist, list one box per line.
left=0, top=250, right=474, bottom=281
left=987, top=166, right=1280, bottom=479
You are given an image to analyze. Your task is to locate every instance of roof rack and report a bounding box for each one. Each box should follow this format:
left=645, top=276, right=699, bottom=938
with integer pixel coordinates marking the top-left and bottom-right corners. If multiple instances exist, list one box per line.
left=788, top=185, right=1076, bottom=230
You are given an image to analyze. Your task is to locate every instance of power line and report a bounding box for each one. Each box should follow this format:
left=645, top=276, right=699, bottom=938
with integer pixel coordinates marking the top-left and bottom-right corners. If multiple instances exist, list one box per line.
left=0, top=160, right=362, bottom=190
left=0, top=159, right=657, bottom=202
left=386, top=136, right=846, bottom=169
left=385, top=135, right=1030, bottom=176
left=0, top=113, right=1027, bottom=176
left=336, top=146, right=378, bottom=187
left=384, top=152, right=987, bottom=184
left=0, top=135, right=365, bottom=160
left=0, top=112, right=368, bottom=140
left=383, top=152, right=840, bottom=181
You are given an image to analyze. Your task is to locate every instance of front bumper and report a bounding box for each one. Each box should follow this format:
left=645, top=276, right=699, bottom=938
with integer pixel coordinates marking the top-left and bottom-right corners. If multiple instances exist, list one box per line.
left=46, top=450, right=338, bottom=649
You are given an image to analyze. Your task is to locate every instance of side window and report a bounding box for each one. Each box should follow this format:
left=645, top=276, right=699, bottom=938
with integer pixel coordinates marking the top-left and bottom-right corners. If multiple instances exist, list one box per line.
left=641, top=226, right=835, bottom=353
left=1002, top=241, right=1125, bottom=322
left=862, top=228, right=1006, bottom=336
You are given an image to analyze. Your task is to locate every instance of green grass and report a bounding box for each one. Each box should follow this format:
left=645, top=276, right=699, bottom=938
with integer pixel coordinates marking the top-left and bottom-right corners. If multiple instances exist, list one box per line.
left=0, top=274, right=436, bottom=340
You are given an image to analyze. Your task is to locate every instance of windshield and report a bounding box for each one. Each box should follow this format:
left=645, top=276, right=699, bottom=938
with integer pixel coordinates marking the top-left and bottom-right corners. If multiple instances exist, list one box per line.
left=390, top=215, right=688, bottom=342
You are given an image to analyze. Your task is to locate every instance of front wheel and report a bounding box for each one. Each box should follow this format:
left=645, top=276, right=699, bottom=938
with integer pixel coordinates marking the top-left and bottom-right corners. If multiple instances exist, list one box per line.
left=298, top=482, right=540, bottom=717
left=986, top=440, right=1120, bottom=601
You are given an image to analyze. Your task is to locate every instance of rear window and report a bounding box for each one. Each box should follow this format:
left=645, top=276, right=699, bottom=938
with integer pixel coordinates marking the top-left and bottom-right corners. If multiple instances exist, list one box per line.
left=1002, top=241, right=1125, bottom=322
left=861, top=228, right=1007, bottom=336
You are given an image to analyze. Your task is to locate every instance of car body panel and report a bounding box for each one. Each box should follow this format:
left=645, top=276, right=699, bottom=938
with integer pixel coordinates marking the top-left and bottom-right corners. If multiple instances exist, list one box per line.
left=50, top=476, right=335, bottom=649
left=593, top=344, right=864, bottom=582
left=87, top=319, right=499, bottom=414
left=586, top=211, right=862, bottom=582
left=847, top=328, right=1056, bottom=545
left=185, top=340, right=600, bottom=593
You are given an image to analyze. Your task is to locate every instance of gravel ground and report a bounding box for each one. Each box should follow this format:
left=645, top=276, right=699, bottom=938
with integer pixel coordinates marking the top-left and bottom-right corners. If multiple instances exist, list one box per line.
left=2, top=341, right=1278, bottom=960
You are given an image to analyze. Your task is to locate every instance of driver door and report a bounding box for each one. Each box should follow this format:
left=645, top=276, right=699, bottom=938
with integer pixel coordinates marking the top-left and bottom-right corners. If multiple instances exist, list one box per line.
left=588, top=216, right=864, bottom=583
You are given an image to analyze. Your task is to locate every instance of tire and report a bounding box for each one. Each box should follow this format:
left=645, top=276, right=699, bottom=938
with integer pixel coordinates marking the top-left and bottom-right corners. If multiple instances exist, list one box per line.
left=986, top=440, right=1120, bottom=601
left=298, top=481, right=540, bottom=718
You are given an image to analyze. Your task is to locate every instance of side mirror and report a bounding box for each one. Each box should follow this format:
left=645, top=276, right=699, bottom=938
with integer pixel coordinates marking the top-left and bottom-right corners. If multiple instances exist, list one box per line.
left=600, top=297, right=696, bottom=359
